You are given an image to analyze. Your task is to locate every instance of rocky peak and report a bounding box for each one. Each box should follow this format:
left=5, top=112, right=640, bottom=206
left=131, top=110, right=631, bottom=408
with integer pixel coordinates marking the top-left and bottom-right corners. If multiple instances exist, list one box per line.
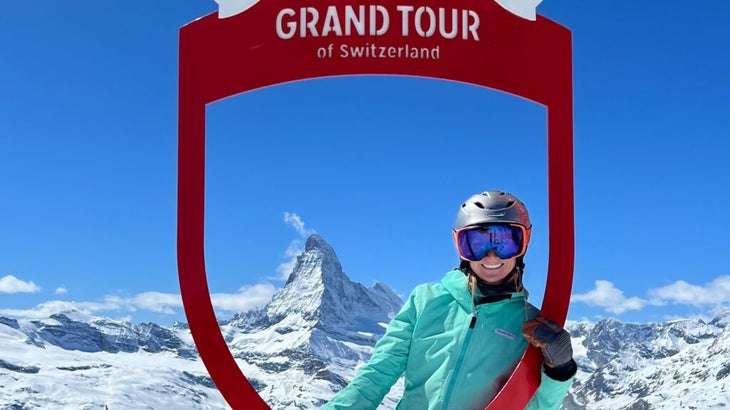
left=566, top=310, right=730, bottom=409
left=282, top=233, right=344, bottom=288
left=304, top=233, right=335, bottom=254
left=709, top=309, right=730, bottom=328
left=0, top=311, right=195, bottom=358
left=264, top=234, right=402, bottom=333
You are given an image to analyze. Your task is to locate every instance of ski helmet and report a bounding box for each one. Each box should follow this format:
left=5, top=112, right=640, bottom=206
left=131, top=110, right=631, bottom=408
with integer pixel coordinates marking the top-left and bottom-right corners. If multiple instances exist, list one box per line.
left=453, top=190, right=532, bottom=250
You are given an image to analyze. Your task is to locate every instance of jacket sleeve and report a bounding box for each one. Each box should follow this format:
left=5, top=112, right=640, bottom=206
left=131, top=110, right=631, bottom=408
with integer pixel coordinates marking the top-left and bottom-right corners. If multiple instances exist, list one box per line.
left=322, top=289, right=418, bottom=410
left=524, top=361, right=576, bottom=410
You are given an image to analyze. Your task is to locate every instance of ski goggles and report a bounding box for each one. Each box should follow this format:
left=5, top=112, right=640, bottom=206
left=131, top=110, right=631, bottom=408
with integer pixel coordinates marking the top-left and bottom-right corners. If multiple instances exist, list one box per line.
left=453, top=223, right=529, bottom=261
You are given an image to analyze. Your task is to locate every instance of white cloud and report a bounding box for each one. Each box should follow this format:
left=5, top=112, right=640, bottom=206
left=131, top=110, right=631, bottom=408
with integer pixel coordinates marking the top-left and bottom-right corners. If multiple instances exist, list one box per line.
left=571, top=280, right=646, bottom=314
left=276, top=240, right=304, bottom=280
left=212, top=283, right=277, bottom=314
left=571, top=275, right=730, bottom=317
left=648, top=276, right=730, bottom=307
left=129, top=292, right=182, bottom=315
left=0, top=300, right=117, bottom=319
left=277, top=212, right=316, bottom=280
left=55, top=287, right=68, bottom=295
left=283, top=212, right=315, bottom=237
left=0, top=275, right=41, bottom=294
left=0, top=284, right=277, bottom=320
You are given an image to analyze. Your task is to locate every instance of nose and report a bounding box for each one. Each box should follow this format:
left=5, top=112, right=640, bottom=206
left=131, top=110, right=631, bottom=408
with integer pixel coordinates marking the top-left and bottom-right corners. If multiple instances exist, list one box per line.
left=482, top=249, right=499, bottom=259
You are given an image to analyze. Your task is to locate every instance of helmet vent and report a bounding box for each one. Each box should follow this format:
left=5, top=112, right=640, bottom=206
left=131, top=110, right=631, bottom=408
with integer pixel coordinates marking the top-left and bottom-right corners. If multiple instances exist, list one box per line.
left=506, top=200, right=515, bottom=208
left=474, top=202, right=485, bottom=209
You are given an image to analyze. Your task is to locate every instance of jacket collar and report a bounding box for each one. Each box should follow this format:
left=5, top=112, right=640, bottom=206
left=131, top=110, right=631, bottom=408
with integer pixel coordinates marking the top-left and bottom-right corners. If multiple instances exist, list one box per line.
left=441, top=269, right=526, bottom=312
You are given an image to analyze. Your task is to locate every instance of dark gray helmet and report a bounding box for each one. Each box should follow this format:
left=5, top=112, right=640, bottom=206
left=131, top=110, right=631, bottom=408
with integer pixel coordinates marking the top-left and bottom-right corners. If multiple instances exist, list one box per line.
left=453, top=190, right=532, bottom=231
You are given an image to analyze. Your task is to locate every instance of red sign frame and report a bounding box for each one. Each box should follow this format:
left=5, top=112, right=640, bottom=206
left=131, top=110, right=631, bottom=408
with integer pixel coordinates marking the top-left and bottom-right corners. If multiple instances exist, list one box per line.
left=178, top=1, right=574, bottom=408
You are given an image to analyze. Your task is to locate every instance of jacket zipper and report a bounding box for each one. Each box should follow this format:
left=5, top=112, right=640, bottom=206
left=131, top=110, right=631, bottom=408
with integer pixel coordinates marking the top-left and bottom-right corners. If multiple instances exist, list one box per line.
left=442, top=309, right=478, bottom=409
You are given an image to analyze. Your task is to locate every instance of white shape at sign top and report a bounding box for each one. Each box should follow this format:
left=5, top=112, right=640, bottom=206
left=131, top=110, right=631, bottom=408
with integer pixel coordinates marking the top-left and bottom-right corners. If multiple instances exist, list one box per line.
left=494, top=0, right=543, bottom=21
left=215, top=0, right=259, bottom=18
left=216, top=0, right=544, bottom=21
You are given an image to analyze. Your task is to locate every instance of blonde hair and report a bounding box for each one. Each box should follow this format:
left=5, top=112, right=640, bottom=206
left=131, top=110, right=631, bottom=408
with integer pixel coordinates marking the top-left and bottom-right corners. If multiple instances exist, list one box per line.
left=468, top=273, right=478, bottom=302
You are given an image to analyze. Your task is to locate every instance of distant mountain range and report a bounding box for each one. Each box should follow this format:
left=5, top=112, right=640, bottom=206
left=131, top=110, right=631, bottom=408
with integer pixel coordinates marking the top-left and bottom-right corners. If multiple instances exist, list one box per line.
left=565, top=311, right=730, bottom=409
left=2, top=234, right=730, bottom=409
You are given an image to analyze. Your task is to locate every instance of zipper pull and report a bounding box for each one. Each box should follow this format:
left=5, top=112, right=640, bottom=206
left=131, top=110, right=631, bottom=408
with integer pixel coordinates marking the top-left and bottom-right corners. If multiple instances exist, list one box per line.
left=469, top=310, right=478, bottom=328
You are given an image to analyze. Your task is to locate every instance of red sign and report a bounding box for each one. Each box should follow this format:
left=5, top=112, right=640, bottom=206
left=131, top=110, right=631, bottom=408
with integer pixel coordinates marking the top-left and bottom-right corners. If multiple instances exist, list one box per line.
left=177, top=0, right=574, bottom=408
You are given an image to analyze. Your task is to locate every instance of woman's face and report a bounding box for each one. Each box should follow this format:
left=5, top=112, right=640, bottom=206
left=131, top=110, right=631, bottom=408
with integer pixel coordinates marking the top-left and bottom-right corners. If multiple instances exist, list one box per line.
left=468, top=250, right=517, bottom=284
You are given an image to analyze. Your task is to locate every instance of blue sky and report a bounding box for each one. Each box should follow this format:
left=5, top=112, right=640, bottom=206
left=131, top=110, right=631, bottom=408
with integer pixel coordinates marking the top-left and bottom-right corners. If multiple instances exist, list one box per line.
left=1, top=1, right=729, bottom=326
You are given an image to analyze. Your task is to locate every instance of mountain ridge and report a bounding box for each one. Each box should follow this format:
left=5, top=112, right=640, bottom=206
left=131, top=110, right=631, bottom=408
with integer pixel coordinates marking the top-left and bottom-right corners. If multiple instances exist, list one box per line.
left=3, top=234, right=730, bottom=409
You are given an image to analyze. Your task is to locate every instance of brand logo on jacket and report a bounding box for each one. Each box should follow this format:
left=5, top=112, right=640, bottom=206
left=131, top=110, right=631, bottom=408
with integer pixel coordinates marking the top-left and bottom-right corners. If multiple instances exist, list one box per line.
left=494, top=328, right=515, bottom=340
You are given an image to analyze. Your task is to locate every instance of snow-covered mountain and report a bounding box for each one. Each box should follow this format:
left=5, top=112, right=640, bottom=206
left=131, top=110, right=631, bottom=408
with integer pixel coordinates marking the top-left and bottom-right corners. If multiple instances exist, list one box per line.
left=0, top=311, right=223, bottom=409
left=221, top=234, right=405, bottom=409
left=564, top=314, right=730, bottom=409
left=3, top=234, right=730, bottom=409
left=0, top=234, right=404, bottom=409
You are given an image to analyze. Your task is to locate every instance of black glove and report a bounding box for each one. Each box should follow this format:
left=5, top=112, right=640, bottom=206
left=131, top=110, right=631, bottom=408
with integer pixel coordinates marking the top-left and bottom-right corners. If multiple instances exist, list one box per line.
left=522, top=315, right=573, bottom=368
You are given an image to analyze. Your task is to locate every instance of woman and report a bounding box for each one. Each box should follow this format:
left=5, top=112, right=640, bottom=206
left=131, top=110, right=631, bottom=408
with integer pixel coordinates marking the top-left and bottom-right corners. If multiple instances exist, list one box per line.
left=323, top=190, right=576, bottom=409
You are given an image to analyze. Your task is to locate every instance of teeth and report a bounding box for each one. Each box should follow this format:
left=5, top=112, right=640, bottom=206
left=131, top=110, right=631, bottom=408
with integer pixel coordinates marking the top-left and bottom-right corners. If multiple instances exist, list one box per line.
left=482, top=263, right=503, bottom=269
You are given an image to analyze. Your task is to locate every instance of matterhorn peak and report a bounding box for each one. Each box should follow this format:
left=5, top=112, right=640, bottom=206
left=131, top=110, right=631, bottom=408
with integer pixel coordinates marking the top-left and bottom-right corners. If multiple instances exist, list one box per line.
left=304, top=233, right=331, bottom=252
left=264, top=234, right=402, bottom=334
left=281, top=233, right=343, bottom=288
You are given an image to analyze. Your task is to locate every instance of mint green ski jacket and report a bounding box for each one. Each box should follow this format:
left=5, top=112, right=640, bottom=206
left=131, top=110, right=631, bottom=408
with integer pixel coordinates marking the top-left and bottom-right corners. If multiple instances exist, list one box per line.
left=323, top=269, right=574, bottom=410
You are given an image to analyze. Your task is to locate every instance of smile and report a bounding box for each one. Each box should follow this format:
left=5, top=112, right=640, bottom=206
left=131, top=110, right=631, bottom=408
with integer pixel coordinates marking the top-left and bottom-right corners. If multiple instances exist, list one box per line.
left=481, top=263, right=504, bottom=269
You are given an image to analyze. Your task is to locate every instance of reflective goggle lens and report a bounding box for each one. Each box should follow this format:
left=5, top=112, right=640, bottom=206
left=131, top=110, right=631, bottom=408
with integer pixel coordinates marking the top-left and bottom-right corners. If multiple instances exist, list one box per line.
left=455, top=224, right=525, bottom=261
